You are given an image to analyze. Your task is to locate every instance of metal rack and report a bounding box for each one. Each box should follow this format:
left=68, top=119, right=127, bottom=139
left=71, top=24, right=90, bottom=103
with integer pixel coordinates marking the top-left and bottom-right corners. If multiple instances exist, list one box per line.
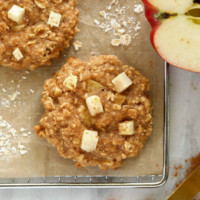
left=0, top=63, right=169, bottom=188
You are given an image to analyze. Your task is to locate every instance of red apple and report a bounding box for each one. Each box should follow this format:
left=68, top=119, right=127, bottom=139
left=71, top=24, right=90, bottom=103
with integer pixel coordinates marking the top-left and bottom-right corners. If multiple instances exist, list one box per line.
left=142, top=0, right=200, bottom=72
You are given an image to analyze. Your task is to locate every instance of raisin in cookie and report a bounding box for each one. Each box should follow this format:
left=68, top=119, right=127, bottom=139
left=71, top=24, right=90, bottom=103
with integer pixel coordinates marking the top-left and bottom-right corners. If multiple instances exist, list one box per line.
left=0, top=0, right=79, bottom=70
left=34, top=55, right=153, bottom=170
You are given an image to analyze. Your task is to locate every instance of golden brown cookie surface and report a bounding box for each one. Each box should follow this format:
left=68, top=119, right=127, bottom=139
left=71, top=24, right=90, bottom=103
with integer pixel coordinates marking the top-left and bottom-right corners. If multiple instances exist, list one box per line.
left=34, top=55, right=153, bottom=170
left=0, top=0, right=79, bottom=70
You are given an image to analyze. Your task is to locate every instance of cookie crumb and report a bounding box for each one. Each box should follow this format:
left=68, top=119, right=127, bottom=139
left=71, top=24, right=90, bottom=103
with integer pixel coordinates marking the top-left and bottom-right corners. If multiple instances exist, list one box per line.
left=73, top=40, right=82, bottom=51
left=9, top=91, right=19, bottom=101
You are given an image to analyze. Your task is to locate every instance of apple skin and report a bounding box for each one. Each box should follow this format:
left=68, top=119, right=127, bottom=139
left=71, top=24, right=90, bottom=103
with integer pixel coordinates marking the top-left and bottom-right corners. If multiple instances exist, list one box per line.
left=142, top=0, right=160, bottom=27
left=142, top=0, right=200, bottom=73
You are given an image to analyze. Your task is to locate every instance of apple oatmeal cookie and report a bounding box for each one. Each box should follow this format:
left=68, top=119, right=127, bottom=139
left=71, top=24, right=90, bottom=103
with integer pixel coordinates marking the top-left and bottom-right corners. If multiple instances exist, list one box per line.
left=0, top=0, right=79, bottom=70
left=34, top=55, right=153, bottom=170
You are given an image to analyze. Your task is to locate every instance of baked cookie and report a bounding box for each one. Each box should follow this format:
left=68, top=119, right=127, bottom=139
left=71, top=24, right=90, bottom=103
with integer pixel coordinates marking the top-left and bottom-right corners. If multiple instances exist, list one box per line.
left=0, top=0, right=79, bottom=70
left=34, top=55, right=153, bottom=170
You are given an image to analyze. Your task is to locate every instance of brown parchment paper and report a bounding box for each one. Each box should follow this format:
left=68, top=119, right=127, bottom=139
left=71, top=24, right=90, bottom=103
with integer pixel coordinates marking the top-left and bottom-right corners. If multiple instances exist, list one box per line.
left=0, top=0, right=164, bottom=178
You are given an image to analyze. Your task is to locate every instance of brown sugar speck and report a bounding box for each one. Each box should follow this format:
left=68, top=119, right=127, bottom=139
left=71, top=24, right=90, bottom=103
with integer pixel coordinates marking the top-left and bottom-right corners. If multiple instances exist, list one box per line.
left=173, top=165, right=182, bottom=177
left=186, top=152, right=200, bottom=177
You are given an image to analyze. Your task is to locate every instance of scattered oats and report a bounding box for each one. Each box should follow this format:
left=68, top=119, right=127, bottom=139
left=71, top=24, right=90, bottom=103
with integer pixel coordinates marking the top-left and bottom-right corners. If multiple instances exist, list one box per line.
left=30, top=89, right=35, bottom=94
left=93, top=1, right=142, bottom=46
left=134, top=21, right=141, bottom=31
left=25, top=70, right=30, bottom=74
left=20, top=149, right=27, bottom=155
left=107, top=5, right=112, bottom=11
left=122, top=20, right=127, bottom=27
left=120, top=34, right=132, bottom=46
left=22, top=76, right=27, bottom=80
left=8, top=128, right=17, bottom=136
left=11, top=147, right=17, bottom=153
left=20, top=128, right=26, bottom=132
left=18, top=143, right=25, bottom=150
left=134, top=4, right=144, bottom=14
left=99, top=10, right=106, bottom=18
left=90, top=52, right=96, bottom=56
left=0, top=121, right=7, bottom=128
left=73, top=40, right=82, bottom=51
left=94, top=19, right=100, bottom=25
left=2, top=88, right=6, bottom=92
left=17, top=84, right=20, bottom=88
left=11, top=80, right=14, bottom=83
left=0, top=141, right=4, bottom=146
left=117, top=28, right=125, bottom=34
left=110, top=18, right=121, bottom=30
left=110, top=0, right=118, bottom=5
left=22, top=133, right=28, bottom=137
left=111, top=39, right=121, bottom=46
left=9, top=91, right=19, bottom=101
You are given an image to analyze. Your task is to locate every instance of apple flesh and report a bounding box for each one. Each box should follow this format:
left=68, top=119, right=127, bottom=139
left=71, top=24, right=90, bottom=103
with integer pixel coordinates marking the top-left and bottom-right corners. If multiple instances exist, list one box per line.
left=142, top=0, right=200, bottom=72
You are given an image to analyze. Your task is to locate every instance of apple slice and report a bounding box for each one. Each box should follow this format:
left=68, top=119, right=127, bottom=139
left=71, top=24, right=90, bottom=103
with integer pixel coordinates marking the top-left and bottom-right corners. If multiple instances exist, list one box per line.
left=142, top=0, right=200, bottom=72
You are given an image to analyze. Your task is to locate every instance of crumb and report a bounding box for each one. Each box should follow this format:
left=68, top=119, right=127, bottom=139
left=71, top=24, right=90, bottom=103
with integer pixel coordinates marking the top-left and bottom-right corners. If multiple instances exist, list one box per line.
left=73, top=40, right=82, bottom=51
left=9, top=91, right=19, bottom=101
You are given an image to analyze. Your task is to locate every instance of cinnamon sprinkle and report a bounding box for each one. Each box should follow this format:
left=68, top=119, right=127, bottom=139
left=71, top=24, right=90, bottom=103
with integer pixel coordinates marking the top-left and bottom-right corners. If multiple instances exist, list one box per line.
left=175, top=153, right=200, bottom=187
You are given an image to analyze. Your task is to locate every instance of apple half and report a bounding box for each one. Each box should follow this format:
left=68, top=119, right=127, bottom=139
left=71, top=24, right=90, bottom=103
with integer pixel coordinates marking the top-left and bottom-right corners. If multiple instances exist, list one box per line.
left=142, top=0, right=200, bottom=72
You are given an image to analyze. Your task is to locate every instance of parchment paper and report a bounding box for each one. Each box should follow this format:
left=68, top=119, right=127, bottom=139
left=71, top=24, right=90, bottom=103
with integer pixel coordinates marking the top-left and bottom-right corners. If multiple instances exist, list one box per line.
left=0, top=0, right=164, bottom=178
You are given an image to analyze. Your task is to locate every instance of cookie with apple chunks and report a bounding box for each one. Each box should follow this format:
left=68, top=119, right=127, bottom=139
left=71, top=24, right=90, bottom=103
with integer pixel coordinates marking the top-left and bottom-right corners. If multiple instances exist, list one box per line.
left=0, top=0, right=79, bottom=70
left=34, top=55, right=153, bottom=170
left=143, top=0, right=200, bottom=72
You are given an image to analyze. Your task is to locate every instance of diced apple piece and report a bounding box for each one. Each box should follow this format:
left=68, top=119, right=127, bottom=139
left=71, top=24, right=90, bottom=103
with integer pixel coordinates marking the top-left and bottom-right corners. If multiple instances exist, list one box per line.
left=112, top=72, right=132, bottom=93
left=86, top=95, right=103, bottom=116
left=63, top=75, right=77, bottom=91
left=48, top=11, right=61, bottom=27
left=119, top=121, right=134, bottom=136
left=113, top=94, right=126, bottom=105
left=8, top=5, right=25, bottom=23
left=13, top=24, right=25, bottom=32
left=87, top=80, right=104, bottom=93
left=81, top=130, right=98, bottom=152
left=13, top=48, right=23, bottom=61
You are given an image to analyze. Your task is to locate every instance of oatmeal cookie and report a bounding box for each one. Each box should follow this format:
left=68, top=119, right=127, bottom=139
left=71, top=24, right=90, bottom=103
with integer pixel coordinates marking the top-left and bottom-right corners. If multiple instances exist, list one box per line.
left=34, top=55, right=153, bottom=170
left=0, top=0, right=79, bottom=70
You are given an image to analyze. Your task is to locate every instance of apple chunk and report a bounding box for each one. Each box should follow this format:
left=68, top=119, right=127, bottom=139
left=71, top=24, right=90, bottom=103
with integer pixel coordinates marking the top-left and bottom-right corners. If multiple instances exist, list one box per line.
left=154, top=15, right=200, bottom=72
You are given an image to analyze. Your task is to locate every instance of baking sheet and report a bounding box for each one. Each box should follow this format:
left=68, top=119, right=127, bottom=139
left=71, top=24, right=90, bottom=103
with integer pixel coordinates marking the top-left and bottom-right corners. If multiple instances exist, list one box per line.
left=0, top=0, right=164, bottom=178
